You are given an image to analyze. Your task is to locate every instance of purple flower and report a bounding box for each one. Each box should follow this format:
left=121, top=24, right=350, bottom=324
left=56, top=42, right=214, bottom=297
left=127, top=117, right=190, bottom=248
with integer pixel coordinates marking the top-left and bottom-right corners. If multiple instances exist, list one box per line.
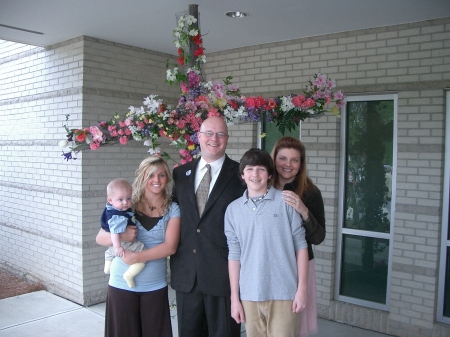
left=188, top=71, right=201, bottom=88
left=62, top=151, right=76, bottom=161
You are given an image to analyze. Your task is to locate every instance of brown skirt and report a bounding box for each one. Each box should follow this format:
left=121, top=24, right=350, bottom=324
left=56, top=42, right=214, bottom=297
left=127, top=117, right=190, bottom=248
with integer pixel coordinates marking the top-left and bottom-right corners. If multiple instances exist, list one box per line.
left=105, top=285, right=172, bottom=337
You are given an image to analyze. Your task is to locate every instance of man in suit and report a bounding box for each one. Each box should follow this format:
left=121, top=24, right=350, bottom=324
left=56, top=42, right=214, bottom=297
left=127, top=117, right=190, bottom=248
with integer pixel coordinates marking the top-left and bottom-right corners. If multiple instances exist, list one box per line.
left=171, top=116, right=245, bottom=337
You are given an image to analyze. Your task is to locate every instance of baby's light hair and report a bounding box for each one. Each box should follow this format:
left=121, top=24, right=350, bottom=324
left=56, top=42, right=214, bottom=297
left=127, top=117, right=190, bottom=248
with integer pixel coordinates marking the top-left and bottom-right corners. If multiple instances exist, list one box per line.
left=107, top=178, right=132, bottom=197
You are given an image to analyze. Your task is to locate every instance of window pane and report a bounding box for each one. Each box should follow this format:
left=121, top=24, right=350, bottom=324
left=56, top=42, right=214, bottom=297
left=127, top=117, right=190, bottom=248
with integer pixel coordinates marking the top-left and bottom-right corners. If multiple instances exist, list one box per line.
left=261, top=121, right=299, bottom=152
left=340, top=234, right=389, bottom=304
left=444, top=248, right=450, bottom=317
left=344, top=101, right=393, bottom=233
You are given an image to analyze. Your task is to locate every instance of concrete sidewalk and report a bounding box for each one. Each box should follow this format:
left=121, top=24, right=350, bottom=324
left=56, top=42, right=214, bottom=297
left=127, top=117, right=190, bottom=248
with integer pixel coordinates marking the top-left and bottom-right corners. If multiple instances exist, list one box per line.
left=0, top=289, right=392, bottom=337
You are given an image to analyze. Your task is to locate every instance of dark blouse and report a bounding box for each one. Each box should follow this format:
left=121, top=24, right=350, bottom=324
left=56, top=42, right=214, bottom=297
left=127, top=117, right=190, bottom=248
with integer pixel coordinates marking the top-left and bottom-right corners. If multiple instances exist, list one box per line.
left=284, top=182, right=326, bottom=260
left=135, top=211, right=163, bottom=231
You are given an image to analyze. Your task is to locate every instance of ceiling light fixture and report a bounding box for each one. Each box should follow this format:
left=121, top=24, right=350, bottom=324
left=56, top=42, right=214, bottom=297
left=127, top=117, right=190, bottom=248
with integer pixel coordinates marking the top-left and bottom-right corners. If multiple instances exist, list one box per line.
left=225, top=11, right=248, bottom=18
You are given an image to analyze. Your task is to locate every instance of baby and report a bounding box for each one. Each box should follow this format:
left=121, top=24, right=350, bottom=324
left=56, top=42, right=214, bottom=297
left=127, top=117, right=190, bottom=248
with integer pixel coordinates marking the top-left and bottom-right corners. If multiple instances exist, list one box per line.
left=101, top=178, right=145, bottom=288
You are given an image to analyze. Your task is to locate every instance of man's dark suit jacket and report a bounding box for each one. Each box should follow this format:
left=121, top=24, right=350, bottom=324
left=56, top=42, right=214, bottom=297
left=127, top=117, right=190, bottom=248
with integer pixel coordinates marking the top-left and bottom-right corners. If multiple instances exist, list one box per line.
left=170, top=155, right=245, bottom=297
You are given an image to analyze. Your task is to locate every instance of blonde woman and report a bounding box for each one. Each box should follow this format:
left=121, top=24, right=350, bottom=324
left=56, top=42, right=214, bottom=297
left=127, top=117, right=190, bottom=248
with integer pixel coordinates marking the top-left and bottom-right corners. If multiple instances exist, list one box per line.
left=96, top=156, right=180, bottom=337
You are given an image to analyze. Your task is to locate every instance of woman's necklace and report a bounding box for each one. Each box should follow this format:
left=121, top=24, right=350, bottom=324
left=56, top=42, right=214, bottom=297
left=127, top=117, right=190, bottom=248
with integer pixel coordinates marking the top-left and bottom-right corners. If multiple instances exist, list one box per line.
left=144, top=198, right=163, bottom=216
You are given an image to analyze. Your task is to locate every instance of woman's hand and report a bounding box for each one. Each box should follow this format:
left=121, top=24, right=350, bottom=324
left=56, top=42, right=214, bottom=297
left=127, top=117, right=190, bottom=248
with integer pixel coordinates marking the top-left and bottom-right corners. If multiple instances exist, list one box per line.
left=282, top=190, right=309, bottom=220
left=121, top=225, right=137, bottom=242
left=122, top=250, right=139, bottom=265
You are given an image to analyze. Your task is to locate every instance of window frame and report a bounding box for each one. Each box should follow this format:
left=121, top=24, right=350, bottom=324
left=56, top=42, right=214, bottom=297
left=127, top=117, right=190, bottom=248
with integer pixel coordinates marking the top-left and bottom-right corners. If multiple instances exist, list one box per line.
left=437, top=90, right=450, bottom=324
left=334, top=93, right=398, bottom=311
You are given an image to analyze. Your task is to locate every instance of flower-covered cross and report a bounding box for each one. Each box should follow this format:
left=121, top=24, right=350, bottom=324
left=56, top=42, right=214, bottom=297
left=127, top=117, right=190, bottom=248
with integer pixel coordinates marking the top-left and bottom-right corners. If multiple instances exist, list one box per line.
left=60, top=14, right=346, bottom=164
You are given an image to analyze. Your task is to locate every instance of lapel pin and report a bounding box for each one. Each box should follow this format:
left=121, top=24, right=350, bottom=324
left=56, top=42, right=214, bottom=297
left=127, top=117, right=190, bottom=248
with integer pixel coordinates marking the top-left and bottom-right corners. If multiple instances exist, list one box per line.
left=186, top=170, right=191, bottom=176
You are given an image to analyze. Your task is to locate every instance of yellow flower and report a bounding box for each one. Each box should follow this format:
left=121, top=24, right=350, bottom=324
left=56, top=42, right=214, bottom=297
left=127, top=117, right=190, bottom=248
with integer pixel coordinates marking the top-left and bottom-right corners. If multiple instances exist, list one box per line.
left=180, top=130, right=185, bottom=134
left=158, top=124, right=163, bottom=128
left=331, top=106, right=341, bottom=117
left=188, top=143, right=195, bottom=150
left=259, top=133, right=266, bottom=138
left=215, top=98, right=227, bottom=108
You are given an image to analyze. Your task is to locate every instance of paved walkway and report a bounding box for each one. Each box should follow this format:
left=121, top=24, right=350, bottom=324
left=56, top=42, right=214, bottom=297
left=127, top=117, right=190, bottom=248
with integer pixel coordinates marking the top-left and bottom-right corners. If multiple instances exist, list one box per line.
left=0, top=289, right=393, bottom=337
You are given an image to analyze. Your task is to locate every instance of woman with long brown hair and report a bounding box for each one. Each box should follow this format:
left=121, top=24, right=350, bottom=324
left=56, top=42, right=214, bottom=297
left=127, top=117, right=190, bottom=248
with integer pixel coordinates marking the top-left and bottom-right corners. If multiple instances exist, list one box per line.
left=271, top=137, right=326, bottom=337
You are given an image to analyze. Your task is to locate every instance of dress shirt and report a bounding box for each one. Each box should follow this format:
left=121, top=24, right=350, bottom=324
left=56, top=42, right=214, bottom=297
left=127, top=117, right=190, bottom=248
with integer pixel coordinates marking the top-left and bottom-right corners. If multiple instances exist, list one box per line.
left=195, top=155, right=226, bottom=194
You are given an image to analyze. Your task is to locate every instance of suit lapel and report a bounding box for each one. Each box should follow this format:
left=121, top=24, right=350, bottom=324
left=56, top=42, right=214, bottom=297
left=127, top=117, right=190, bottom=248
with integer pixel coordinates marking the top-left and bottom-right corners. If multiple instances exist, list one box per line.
left=180, top=159, right=199, bottom=211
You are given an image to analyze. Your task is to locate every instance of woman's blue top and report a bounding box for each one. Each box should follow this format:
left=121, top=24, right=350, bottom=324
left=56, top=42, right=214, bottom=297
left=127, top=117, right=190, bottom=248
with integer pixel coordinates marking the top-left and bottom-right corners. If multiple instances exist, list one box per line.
left=108, top=202, right=180, bottom=292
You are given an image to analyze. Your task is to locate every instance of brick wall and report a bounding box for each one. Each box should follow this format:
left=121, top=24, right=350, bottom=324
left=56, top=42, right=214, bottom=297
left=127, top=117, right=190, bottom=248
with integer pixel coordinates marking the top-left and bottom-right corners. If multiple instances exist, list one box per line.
left=1, top=16, right=450, bottom=336
left=0, top=36, right=181, bottom=304
left=202, top=18, right=450, bottom=337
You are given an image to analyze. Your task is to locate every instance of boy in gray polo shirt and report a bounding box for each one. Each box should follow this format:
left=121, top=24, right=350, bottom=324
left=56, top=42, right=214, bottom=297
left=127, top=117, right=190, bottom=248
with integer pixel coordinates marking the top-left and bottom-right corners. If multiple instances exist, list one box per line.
left=225, top=148, right=308, bottom=337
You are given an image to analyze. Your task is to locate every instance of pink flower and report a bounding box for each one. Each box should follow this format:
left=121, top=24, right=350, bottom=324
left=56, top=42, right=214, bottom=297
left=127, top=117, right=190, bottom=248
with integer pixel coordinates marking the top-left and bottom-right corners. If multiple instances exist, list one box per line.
left=89, top=142, right=100, bottom=150
left=333, top=91, right=345, bottom=101
left=245, top=97, right=256, bottom=108
left=124, top=118, right=133, bottom=126
left=208, top=108, right=221, bottom=117
left=313, top=73, right=327, bottom=88
left=110, top=130, right=118, bottom=137
left=291, top=95, right=306, bottom=107
left=119, top=121, right=126, bottom=128
left=177, top=119, right=187, bottom=128
left=326, top=79, right=336, bottom=89
left=119, top=136, right=128, bottom=145
left=125, top=129, right=132, bottom=136
left=303, top=98, right=316, bottom=108
left=136, top=121, right=145, bottom=129
left=255, top=96, right=265, bottom=109
left=179, top=149, right=191, bottom=157
left=180, top=82, right=189, bottom=93
left=228, top=84, right=239, bottom=92
left=89, top=126, right=104, bottom=142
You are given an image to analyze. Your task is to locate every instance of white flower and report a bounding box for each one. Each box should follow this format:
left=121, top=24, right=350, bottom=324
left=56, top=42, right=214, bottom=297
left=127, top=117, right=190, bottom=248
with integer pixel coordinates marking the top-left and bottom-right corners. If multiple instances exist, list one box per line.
left=174, top=31, right=181, bottom=38
left=175, top=41, right=181, bottom=48
left=199, top=55, right=206, bottom=63
left=58, top=140, right=68, bottom=148
left=144, top=140, right=152, bottom=146
left=132, top=131, right=142, bottom=141
left=147, top=147, right=161, bottom=155
left=185, top=15, right=197, bottom=25
left=189, top=29, right=199, bottom=36
left=280, top=96, right=295, bottom=112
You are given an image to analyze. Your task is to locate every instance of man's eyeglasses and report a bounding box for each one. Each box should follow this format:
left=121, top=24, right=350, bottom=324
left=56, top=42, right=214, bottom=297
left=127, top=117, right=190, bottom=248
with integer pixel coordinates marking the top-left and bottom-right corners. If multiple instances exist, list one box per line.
left=199, top=131, right=228, bottom=139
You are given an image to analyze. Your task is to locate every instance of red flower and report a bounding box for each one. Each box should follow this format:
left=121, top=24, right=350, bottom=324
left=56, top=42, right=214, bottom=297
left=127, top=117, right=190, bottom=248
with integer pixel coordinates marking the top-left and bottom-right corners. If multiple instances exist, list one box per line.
left=158, top=103, right=167, bottom=113
left=178, top=48, right=184, bottom=56
left=194, top=47, right=204, bottom=57
left=191, top=34, right=203, bottom=46
left=178, top=56, right=185, bottom=66
left=229, top=100, right=238, bottom=109
left=266, top=99, right=277, bottom=110
left=75, top=132, right=86, bottom=142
